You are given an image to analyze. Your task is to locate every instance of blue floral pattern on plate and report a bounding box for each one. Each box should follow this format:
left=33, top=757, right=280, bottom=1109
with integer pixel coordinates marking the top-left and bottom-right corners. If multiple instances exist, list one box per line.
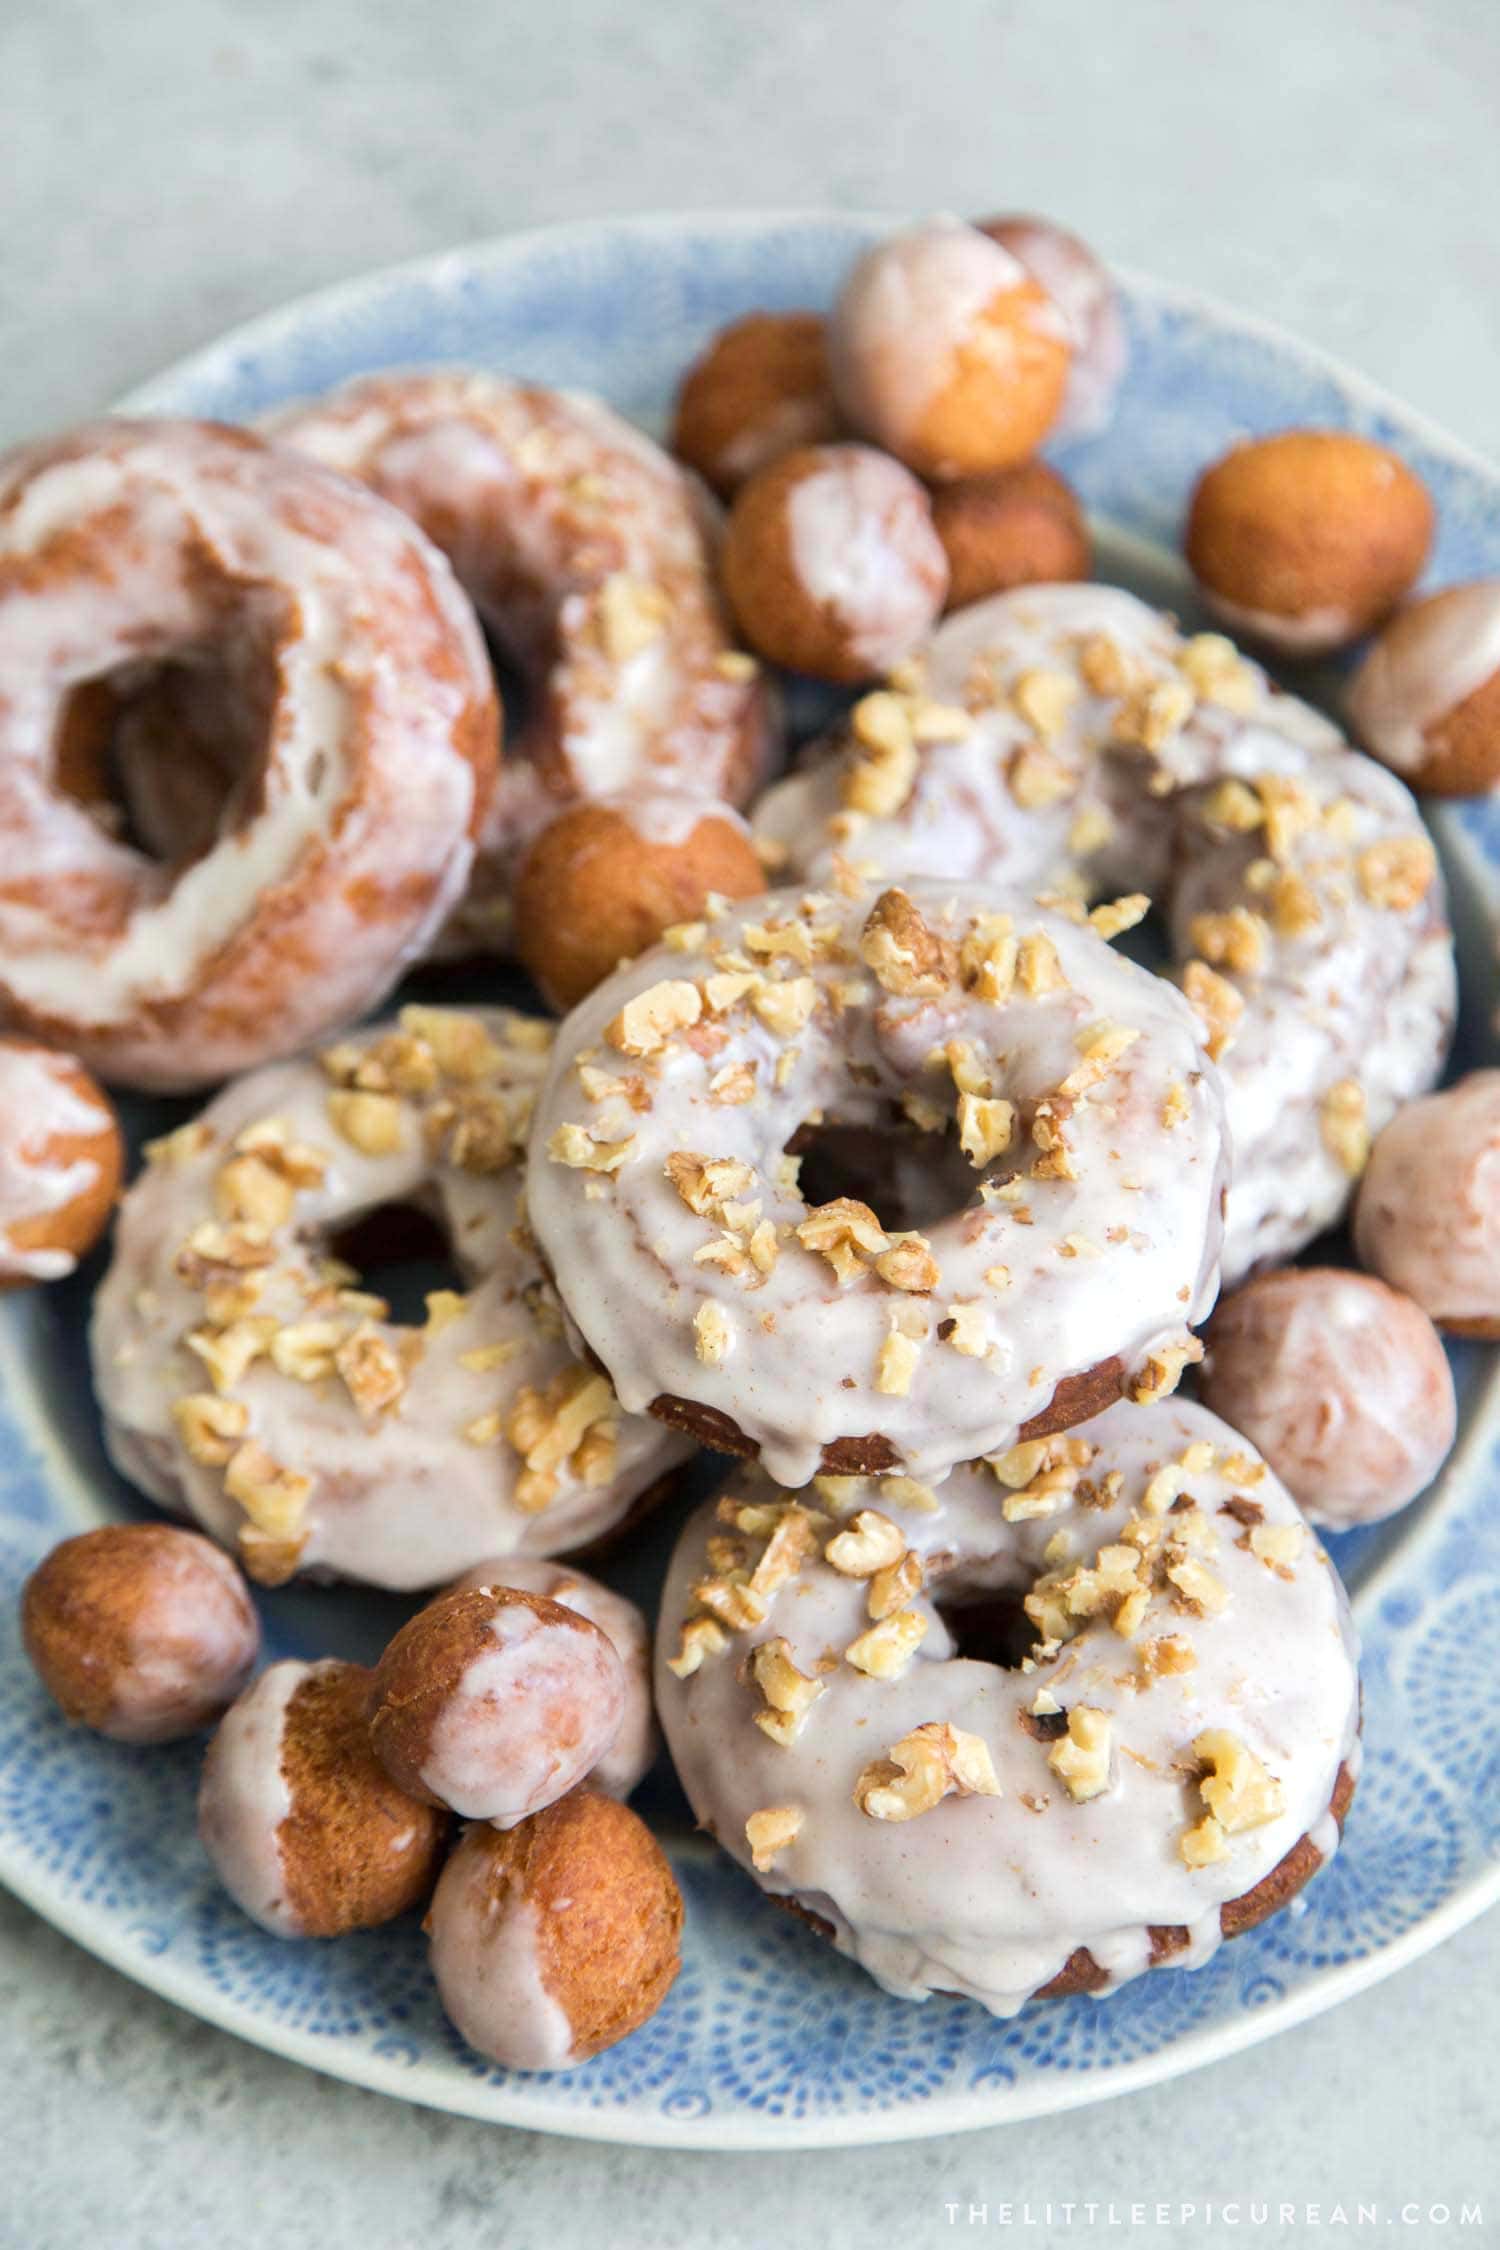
left=0, top=212, right=1497, bottom=2147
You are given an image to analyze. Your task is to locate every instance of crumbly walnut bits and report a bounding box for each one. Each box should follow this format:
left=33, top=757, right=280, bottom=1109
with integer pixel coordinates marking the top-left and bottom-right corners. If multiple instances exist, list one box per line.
left=746, top=1805, right=803, bottom=1871
left=855, top=1721, right=1000, bottom=1823
left=1180, top=1729, right=1285, bottom=1868
left=495, top=1365, right=616, bottom=1513
left=858, top=887, right=955, bottom=998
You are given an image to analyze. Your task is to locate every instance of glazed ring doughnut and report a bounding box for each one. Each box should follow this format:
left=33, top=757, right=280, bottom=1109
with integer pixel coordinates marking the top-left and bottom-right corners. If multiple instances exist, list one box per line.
left=754, top=584, right=1456, bottom=1282
left=0, top=1038, right=122, bottom=1286
left=91, top=1006, right=690, bottom=1590
left=525, top=877, right=1227, bottom=1489
left=265, top=372, right=777, bottom=948
left=0, top=419, right=497, bottom=1091
left=656, top=1396, right=1360, bottom=2017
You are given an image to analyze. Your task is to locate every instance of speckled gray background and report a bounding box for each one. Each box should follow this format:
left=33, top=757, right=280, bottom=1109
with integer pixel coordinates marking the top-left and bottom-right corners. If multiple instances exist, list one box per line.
left=2, top=3, right=1497, bottom=2245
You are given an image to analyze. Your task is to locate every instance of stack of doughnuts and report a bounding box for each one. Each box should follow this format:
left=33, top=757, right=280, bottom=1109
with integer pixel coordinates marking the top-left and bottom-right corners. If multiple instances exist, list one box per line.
left=11, top=205, right=1500, bottom=2069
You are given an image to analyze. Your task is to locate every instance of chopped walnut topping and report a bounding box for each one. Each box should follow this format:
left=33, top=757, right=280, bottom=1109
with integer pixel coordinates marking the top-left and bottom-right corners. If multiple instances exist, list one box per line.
left=875, top=1323, right=922, bottom=1397
left=268, top=1319, right=346, bottom=1384
left=1256, top=774, right=1316, bottom=863
left=1128, top=1332, right=1204, bottom=1405
left=939, top=1300, right=991, bottom=1357
left=171, top=1392, right=249, bottom=1466
left=825, top=1510, right=906, bottom=1578
left=1069, top=804, right=1115, bottom=856
left=1140, top=1634, right=1197, bottom=1679
left=398, top=1006, right=504, bottom=1082
left=1008, top=741, right=1076, bottom=809
left=845, top=1606, right=928, bottom=1678
left=1181, top=1813, right=1231, bottom=1867
left=1112, top=675, right=1195, bottom=753
left=666, top=1151, right=756, bottom=1217
left=841, top=692, right=919, bottom=817
left=751, top=1638, right=826, bottom=1745
left=326, top=1089, right=405, bottom=1157
left=716, top=649, right=758, bottom=683
left=1060, top=1020, right=1140, bottom=1097
left=1267, top=867, right=1323, bottom=938
left=213, top=1153, right=296, bottom=1233
left=1321, top=1079, right=1370, bottom=1177
left=334, top=1321, right=407, bottom=1421
left=224, top=1441, right=311, bottom=1538
left=752, top=977, right=817, bottom=1039
left=1357, top=835, right=1436, bottom=912
left=1201, top=776, right=1265, bottom=834
left=748, top=1506, right=822, bottom=1596
left=708, top=1060, right=758, bottom=1105
left=858, top=888, right=955, bottom=997
left=1161, top=1079, right=1192, bottom=1131
left=665, top=1615, right=730, bottom=1677
left=1166, top=1553, right=1229, bottom=1616
left=605, top=978, right=703, bottom=1056
left=1012, top=666, right=1079, bottom=741
left=692, top=1569, right=768, bottom=1633
left=1017, top=931, right=1067, bottom=995
left=694, top=1300, right=732, bottom=1365
left=875, top=1235, right=940, bottom=1292
left=1192, top=1728, right=1286, bottom=1836
left=185, top=1318, right=277, bottom=1393
left=796, top=1197, right=889, bottom=1284
left=745, top=1804, right=803, bottom=1871
left=1047, top=1705, right=1113, bottom=1801
left=1181, top=959, right=1244, bottom=1060
left=597, top=571, right=669, bottom=661
left=1248, top=1520, right=1305, bottom=1576
left=854, top=1720, right=1001, bottom=1822
left=956, top=1092, right=1016, bottom=1168
left=1188, top=906, right=1270, bottom=976
left=1178, top=633, right=1260, bottom=713
left=867, top=1549, right=924, bottom=1620
left=434, top=1089, right=526, bottom=1175
left=1089, top=893, right=1150, bottom=941
left=145, top=1120, right=216, bottom=1170
left=503, top=1366, right=615, bottom=1496
left=959, top=912, right=1018, bottom=1002
left=548, top=1123, right=635, bottom=1173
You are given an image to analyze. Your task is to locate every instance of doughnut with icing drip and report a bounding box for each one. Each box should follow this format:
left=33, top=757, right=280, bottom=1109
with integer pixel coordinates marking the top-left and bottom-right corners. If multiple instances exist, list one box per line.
left=753, top=585, right=1456, bottom=1283
left=0, top=418, right=497, bottom=1091
left=90, top=1006, right=691, bottom=1590
left=1353, top=1071, right=1500, bottom=1336
left=0, top=1038, right=121, bottom=1285
left=1347, top=581, right=1500, bottom=795
left=655, top=1397, right=1360, bottom=2017
left=526, top=877, right=1227, bottom=1489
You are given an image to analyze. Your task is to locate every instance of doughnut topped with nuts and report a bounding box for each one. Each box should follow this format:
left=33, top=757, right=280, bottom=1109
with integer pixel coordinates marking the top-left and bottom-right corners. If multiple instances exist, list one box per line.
left=525, top=876, right=1228, bottom=1488
left=656, top=1397, right=1360, bottom=2017
left=90, top=1005, right=689, bottom=1590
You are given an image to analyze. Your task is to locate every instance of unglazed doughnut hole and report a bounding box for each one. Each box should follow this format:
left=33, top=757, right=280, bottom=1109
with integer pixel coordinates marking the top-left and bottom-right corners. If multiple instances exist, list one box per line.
left=427, top=1790, right=683, bottom=2071
left=1347, top=581, right=1500, bottom=795
left=976, top=214, right=1128, bottom=437
left=930, top=463, right=1092, bottom=611
left=0, top=1039, right=122, bottom=1288
left=828, top=217, right=1071, bottom=480
left=368, top=1585, right=626, bottom=1823
left=22, top=1523, right=260, bottom=1744
left=1184, top=430, right=1434, bottom=657
left=512, top=793, right=766, bottom=1012
left=721, top=443, right=948, bottom=682
left=448, top=1557, right=656, bottom=1799
left=1200, top=1267, right=1456, bottom=1530
left=199, top=1657, right=449, bottom=1936
left=670, top=311, right=842, bottom=498
left=1354, top=1072, right=1500, bottom=1335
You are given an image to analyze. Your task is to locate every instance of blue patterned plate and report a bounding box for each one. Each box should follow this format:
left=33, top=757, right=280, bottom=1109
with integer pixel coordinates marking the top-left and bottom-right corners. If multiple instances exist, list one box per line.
left=1, top=212, right=1497, bottom=2148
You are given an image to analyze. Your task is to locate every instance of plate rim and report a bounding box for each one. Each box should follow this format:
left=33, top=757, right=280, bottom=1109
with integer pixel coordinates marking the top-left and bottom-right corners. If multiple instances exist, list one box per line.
left=0, top=203, right=1493, bottom=2150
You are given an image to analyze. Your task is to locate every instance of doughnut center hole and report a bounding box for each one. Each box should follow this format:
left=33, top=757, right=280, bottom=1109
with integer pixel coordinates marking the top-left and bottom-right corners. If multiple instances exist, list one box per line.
left=326, top=1200, right=466, bottom=1327
left=936, top=1588, right=1043, bottom=1674
left=481, top=626, right=536, bottom=750
left=787, top=1106, right=976, bottom=1232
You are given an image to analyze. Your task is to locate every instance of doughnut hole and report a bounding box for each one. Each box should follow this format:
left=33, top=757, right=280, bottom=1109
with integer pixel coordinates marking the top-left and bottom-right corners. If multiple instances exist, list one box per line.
left=513, top=794, right=766, bottom=1012
left=427, top=1790, right=683, bottom=2070
left=721, top=443, right=948, bottom=682
left=828, top=218, right=1071, bottom=480
left=0, top=1039, right=123, bottom=1286
left=1185, top=430, right=1434, bottom=657
left=326, top=1197, right=470, bottom=1325
left=1353, top=1072, right=1500, bottom=1336
left=670, top=311, right=842, bottom=498
left=368, top=1584, right=627, bottom=1822
left=1347, top=582, right=1500, bottom=795
left=22, top=1523, right=260, bottom=1743
left=930, top=463, right=1092, bottom=611
left=787, top=1105, right=981, bottom=1234
left=976, top=213, right=1128, bottom=437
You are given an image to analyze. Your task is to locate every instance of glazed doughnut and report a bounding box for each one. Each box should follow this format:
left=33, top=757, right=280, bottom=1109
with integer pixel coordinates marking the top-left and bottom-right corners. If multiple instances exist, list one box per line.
left=929, top=463, right=1092, bottom=612
left=720, top=443, right=948, bottom=683
left=526, top=876, right=1228, bottom=1489
left=367, top=1584, right=626, bottom=1823
left=1184, top=430, right=1433, bottom=658
left=21, top=1522, right=260, bottom=1743
left=977, top=214, right=1128, bottom=438
left=512, top=791, right=766, bottom=1012
left=1347, top=582, right=1500, bottom=795
left=90, top=1006, right=690, bottom=1589
left=0, top=1039, right=121, bottom=1286
left=828, top=218, right=1071, bottom=481
left=656, top=1397, right=1360, bottom=2016
left=266, top=371, right=775, bottom=946
left=427, top=1790, right=683, bottom=2070
left=753, top=584, right=1456, bottom=1282
left=199, top=1657, right=450, bottom=1937
left=1200, top=1267, right=1456, bottom=1530
left=0, top=418, right=497, bottom=1090
left=449, top=1556, right=656, bottom=1799
left=1353, top=1071, right=1500, bottom=1335
left=670, top=311, right=842, bottom=498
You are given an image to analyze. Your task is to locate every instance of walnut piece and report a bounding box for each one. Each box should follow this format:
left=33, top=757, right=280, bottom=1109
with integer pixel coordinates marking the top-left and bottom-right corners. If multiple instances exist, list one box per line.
left=855, top=1720, right=1001, bottom=1822
left=1046, top=1705, right=1113, bottom=1801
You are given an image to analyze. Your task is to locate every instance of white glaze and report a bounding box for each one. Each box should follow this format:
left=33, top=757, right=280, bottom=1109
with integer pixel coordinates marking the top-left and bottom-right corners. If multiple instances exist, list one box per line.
left=0, top=419, right=491, bottom=1088
left=1347, top=581, right=1500, bottom=773
left=428, top=1825, right=580, bottom=2071
left=783, top=449, right=946, bottom=673
left=656, top=1397, right=1360, bottom=2017
left=526, top=878, right=1227, bottom=1489
left=90, top=1007, right=691, bottom=1589
left=1198, top=586, right=1363, bottom=658
left=0, top=1044, right=108, bottom=1281
left=983, top=216, right=1128, bottom=438
left=754, top=584, right=1456, bottom=1283
left=1353, top=1070, right=1500, bottom=1327
left=197, top=1658, right=307, bottom=1936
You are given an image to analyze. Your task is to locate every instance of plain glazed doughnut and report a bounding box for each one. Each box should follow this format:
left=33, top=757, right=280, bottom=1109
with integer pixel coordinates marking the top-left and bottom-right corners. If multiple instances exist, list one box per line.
left=21, top=1522, right=260, bottom=1743
left=670, top=311, right=842, bottom=498
left=0, top=1039, right=122, bottom=1286
left=1353, top=1071, right=1500, bottom=1335
left=367, top=1584, right=626, bottom=1823
left=448, top=1555, right=656, bottom=1800
left=267, top=371, right=775, bottom=947
left=90, top=1006, right=690, bottom=1589
left=427, top=1791, right=683, bottom=2070
left=0, top=418, right=497, bottom=1090
left=1347, top=582, right=1500, bottom=795
left=511, top=791, right=766, bottom=1012
left=526, top=876, right=1227, bottom=1489
left=753, top=584, right=1456, bottom=1283
left=1200, top=1266, right=1456, bottom=1529
left=977, top=214, right=1128, bottom=438
left=199, top=1658, right=449, bottom=1936
left=656, top=1397, right=1360, bottom=2017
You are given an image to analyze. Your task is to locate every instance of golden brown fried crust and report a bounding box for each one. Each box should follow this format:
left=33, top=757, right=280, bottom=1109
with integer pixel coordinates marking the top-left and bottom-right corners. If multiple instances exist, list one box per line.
left=20, top=1522, right=252, bottom=1736
left=931, top=462, right=1092, bottom=611
left=279, top=1661, right=450, bottom=1937
left=513, top=799, right=765, bottom=1012
left=0, top=1040, right=122, bottom=1288
left=1185, top=431, right=1432, bottom=647
left=671, top=311, right=842, bottom=499
left=1413, top=666, right=1500, bottom=796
